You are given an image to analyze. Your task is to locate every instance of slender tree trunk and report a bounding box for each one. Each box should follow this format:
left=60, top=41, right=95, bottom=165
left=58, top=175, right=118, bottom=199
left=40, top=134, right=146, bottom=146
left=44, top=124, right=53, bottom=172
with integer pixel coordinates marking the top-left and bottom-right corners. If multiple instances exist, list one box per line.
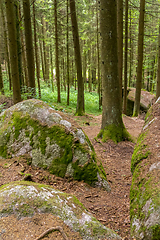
left=33, top=1, right=41, bottom=98
left=66, top=0, right=70, bottom=105
left=23, top=0, right=35, bottom=95
left=0, top=62, right=4, bottom=94
left=14, top=0, right=23, bottom=90
left=98, top=0, right=129, bottom=143
left=5, top=0, right=21, bottom=103
left=123, top=0, right=128, bottom=114
left=128, top=6, right=132, bottom=87
left=19, top=5, right=29, bottom=88
left=54, top=0, right=61, bottom=103
left=69, top=0, right=84, bottom=115
left=1, top=4, right=12, bottom=90
left=88, top=48, right=92, bottom=92
left=83, top=48, right=87, bottom=91
left=156, top=24, right=160, bottom=99
left=96, top=0, right=101, bottom=109
left=39, top=37, right=45, bottom=82
left=42, top=17, right=50, bottom=85
left=133, top=0, right=145, bottom=117
left=117, top=0, right=123, bottom=105
left=50, top=44, right=54, bottom=92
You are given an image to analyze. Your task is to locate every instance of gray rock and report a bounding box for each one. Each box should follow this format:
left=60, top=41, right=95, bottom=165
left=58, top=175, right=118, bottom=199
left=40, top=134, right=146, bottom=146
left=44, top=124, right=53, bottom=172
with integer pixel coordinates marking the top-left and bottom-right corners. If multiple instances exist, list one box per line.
left=130, top=99, right=160, bottom=239
left=0, top=99, right=110, bottom=191
left=0, top=181, right=121, bottom=240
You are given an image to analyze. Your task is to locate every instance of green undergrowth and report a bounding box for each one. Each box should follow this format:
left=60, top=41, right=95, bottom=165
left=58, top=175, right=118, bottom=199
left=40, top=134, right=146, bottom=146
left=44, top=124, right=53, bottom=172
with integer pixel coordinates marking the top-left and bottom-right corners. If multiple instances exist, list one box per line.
left=40, top=82, right=102, bottom=116
left=0, top=77, right=102, bottom=115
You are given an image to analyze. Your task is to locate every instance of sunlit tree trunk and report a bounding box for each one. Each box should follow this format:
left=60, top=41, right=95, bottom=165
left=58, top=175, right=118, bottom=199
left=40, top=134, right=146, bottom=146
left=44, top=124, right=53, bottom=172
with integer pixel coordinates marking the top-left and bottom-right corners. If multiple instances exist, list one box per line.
left=133, top=0, right=145, bottom=116
left=98, top=0, right=129, bottom=143
left=5, top=0, right=21, bottom=103
left=69, top=0, right=84, bottom=115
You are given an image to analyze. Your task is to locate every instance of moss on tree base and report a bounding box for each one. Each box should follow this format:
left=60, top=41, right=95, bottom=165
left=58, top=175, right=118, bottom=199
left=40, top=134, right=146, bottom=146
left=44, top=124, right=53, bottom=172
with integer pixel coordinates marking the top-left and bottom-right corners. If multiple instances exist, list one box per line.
left=97, top=123, right=132, bottom=143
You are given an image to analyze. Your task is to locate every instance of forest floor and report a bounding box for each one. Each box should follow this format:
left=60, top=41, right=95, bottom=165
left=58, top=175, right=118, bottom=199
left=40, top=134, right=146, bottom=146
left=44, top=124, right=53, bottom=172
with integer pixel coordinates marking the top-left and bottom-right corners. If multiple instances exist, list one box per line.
left=0, top=98, right=145, bottom=239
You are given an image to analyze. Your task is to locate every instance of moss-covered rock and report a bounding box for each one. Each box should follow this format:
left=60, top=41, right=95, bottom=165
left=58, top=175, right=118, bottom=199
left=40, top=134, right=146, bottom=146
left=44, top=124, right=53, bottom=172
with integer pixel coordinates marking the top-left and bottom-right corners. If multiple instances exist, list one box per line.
left=126, top=88, right=155, bottom=116
left=130, top=97, right=160, bottom=239
left=0, top=181, right=121, bottom=240
left=0, top=99, right=110, bottom=191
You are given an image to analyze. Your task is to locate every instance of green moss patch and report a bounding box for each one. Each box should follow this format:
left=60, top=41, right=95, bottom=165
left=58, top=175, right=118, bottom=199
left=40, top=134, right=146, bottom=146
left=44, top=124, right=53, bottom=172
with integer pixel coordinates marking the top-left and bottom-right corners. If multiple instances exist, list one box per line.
left=0, top=99, right=110, bottom=190
left=130, top=99, right=160, bottom=239
left=131, top=131, right=150, bottom=173
left=97, top=123, right=132, bottom=143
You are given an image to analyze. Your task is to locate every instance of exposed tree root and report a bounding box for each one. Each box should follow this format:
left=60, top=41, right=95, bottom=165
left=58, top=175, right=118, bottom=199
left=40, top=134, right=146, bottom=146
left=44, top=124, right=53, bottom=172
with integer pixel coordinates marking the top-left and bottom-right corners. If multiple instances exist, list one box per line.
left=35, top=226, right=68, bottom=240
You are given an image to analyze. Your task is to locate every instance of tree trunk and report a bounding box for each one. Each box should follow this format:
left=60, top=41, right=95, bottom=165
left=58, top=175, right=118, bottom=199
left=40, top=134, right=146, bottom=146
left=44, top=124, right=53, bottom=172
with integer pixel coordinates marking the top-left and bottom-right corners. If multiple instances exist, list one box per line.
left=5, top=0, right=21, bottom=104
left=19, top=5, right=29, bottom=88
left=14, top=0, right=23, bottom=90
left=156, top=24, right=160, bottom=99
left=117, top=0, right=123, bottom=105
left=123, top=0, right=128, bottom=114
left=0, top=4, right=12, bottom=90
left=96, top=0, right=101, bottom=109
left=54, top=0, right=61, bottom=103
left=66, top=0, right=70, bottom=105
left=133, top=0, right=145, bottom=117
left=69, top=0, right=84, bottom=115
left=98, top=0, right=129, bottom=143
left=33, top=1, right=41, bottom=98
left=23, top=0, right=35, bottom=96
left=0, top=62, right=4, bottom=94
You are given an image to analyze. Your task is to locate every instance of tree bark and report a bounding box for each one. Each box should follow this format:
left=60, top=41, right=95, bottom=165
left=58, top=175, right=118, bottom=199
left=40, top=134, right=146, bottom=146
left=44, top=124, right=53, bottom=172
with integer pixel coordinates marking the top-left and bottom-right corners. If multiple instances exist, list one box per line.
left=0, top=62, right=4, bottom=94
left=5, top=0, right=21, bottom=104
left=117, top=0, right=123, bottom=105
left=133, top=0, right=145, bottom=116
left=54, top=0, right=61, bottom=103
left=33, top=1, right=41, bottom=98
left=0, top=4, right=12, bottom=90
left=123, top=0, right=128, bottom=114
left=23, top=0, right=35, bottom=95
left=69, top=0, right=84, bottom=115
left=98, top=0, right=129, bottom=143
left=156, top=24, right=160, bottom=100
left=14, top=0, right=23, bottom=90
left=96, top=0, right=101, bottom=109
left=66, top=0, right=70, bottom=105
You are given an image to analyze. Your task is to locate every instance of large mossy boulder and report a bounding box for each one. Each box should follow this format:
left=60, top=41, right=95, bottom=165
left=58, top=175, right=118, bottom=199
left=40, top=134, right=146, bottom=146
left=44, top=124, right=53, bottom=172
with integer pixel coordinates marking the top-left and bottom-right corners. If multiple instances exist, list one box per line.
left=126, top=88, right=155, bottom=116
left=130, top=97, right=160, bottom=239
left=0, top=99, right=110, bottom=191
left=0, top=181, right=121, bottom=240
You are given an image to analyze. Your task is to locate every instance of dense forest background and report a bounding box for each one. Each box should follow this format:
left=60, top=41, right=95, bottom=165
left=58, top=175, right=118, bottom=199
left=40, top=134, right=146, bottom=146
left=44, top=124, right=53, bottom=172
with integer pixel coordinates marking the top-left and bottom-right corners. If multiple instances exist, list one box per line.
left=0, top=0, right=159, bottom=118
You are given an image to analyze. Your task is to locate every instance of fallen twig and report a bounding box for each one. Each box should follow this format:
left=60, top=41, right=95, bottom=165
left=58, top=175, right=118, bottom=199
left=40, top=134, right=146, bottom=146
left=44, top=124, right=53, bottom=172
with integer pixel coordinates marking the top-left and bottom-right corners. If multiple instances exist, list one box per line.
left=35, top=226, right=68, bottom=240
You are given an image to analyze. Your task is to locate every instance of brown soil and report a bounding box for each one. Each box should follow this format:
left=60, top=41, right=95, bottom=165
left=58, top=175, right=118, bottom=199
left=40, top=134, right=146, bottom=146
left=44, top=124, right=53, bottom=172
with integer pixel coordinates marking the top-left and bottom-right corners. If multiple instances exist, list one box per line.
left=0, top=100, right=145, bottom=240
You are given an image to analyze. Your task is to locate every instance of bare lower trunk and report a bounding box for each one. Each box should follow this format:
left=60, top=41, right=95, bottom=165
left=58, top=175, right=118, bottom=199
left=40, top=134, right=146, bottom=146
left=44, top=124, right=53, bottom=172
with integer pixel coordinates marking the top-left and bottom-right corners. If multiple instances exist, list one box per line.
left=69, top=0, right=84, bottom=115
left=133, top=0, right=145, bottom=116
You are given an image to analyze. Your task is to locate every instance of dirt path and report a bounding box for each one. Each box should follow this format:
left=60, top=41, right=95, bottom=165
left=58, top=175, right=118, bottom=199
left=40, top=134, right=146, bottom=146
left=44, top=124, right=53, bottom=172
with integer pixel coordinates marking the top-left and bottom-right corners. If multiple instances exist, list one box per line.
left=0, top=114, right=144, bottom=240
